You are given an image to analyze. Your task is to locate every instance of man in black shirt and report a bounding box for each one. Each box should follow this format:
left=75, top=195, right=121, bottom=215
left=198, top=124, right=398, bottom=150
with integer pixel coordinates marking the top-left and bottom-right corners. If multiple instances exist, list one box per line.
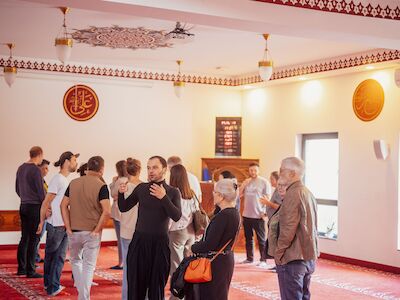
left=118, top=156, right=181, bottom=300
left=15, top=146, right=45, bottom=278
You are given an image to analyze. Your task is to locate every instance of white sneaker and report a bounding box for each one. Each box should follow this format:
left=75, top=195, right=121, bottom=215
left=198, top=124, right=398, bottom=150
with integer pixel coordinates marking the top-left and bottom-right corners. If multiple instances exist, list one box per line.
left=240, top=259, right=254, bottom=264
left=50, top=285, right=65, bottom=296
left=257, top=261, right=268, bottom=268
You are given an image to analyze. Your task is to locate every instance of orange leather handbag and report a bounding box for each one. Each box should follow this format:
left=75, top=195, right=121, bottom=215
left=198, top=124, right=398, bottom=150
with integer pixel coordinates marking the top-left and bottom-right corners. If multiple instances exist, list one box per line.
left=184, top=239, right=231, bottom=283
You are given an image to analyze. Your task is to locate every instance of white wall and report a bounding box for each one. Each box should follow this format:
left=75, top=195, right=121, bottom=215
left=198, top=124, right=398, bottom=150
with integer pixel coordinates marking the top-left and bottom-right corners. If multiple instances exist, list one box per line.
left=2, top=66, right=400, bottom=268
left=242, top=68, right=400, bottom=267
left=0, top=70, right=242, bottom=242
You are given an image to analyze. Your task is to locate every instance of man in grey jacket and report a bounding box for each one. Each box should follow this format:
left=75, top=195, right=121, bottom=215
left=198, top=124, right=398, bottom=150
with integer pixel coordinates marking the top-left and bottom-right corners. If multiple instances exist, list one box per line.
left=275, top=157, right=319, bottom=300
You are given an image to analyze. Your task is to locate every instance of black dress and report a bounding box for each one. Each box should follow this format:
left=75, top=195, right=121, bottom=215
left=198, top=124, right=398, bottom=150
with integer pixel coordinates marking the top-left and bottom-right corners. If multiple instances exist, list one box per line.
left=118, top=180, right=181, bottom=300
left=188, top=207, right=240, bottom=300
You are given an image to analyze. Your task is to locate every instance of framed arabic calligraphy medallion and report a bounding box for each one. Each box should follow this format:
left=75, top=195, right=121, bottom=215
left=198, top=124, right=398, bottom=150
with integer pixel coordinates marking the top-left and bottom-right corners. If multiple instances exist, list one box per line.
left=353, top=79, right=384, bottom=122
left=63, top=85, right=99, bottom=121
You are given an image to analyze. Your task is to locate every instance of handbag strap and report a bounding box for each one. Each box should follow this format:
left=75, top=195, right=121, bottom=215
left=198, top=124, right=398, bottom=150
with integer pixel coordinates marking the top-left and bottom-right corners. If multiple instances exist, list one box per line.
left=210, top=239, right=232, bottom=262
left=210, top=220, right=241, bottom=262
left=192, top=191, right=203, bottom=212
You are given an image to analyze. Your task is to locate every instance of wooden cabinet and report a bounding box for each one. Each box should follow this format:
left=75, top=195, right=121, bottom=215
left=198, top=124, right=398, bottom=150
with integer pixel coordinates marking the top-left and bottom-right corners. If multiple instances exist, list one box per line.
left=201, top=157, right=259, bottom=183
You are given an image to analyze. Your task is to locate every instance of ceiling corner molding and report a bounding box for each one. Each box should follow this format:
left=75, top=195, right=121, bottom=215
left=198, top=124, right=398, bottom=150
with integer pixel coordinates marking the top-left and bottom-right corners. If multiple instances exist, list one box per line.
left=253, top=0, right=400, bottom=21
left=237, top=49, right=400, bottom=85
left=1, top=49, right=399, bottom=87
left=0, top=57, right=236, bottom=87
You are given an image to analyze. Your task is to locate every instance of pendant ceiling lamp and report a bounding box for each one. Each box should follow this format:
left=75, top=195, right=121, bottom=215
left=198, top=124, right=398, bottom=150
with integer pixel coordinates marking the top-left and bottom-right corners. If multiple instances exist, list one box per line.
left=55, top=7, right=73, bottom=64
left=3, top=43, right=17, bottom=87
left=258, top=34, right=273, bottom=81
left=174, top=60, right=185, bottom=98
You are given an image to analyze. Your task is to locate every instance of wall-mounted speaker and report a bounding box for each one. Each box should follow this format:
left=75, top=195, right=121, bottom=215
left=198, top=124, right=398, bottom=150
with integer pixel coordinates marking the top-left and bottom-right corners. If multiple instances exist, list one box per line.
left=395, top=69, right=400, bottom=88
left=373, top=140, right=390, bottom=160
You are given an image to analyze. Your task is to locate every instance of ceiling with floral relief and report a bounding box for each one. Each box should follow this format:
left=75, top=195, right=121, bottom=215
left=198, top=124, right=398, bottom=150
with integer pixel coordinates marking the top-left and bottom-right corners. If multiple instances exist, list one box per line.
left=0, top=0, right=399, bottom=79
left=71, top=26, right=172, bottom=50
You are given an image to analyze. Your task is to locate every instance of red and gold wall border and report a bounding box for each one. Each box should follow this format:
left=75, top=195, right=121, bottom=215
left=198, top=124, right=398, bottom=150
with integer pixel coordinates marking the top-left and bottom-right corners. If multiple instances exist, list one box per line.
left=237, top=49, right=400, bottom=85
left=1, top=49, right=399, bottom=86
left=0, top=58, right=236, bottom=87
left=253, top=0, right=400, bottom=21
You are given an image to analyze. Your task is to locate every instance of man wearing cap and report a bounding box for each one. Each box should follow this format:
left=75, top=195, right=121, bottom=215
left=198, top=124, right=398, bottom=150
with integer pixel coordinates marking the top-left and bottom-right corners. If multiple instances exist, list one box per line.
left=16, top=146, right=45, bottom=278
left=37, top=151, right=79, bottom=296
left=61, top=156, right=111, bottom=300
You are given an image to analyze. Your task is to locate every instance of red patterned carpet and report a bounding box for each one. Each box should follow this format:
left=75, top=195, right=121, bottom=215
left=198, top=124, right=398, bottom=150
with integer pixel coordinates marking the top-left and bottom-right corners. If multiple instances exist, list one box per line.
left=0, top=246, right=399, bottom=299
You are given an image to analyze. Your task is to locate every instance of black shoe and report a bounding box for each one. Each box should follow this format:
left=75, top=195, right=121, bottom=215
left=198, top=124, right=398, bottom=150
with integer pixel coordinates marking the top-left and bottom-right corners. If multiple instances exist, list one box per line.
left=27, top=273, right=43, bottom=278
left=16, top=271, right=26, bottom=276
left=110, top=265, right=123, bottom=270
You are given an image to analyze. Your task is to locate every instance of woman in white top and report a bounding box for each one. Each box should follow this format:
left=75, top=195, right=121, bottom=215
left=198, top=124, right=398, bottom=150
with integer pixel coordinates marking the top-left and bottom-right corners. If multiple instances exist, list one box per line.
left=119, top=158, right=142, bottom=300
left=109, top=160, right=128, bottom=270
left=168, top=164, right=196, bottom=300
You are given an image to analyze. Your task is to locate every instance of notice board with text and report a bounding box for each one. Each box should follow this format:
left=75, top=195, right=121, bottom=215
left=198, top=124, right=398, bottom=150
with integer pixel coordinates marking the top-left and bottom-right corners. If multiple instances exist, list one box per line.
left=215, top=117, right=242, bottom=156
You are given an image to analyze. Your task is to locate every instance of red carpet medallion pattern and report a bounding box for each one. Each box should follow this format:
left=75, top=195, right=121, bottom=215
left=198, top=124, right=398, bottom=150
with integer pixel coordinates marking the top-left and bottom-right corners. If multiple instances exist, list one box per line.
left=0, top=246, right=398, bottom=299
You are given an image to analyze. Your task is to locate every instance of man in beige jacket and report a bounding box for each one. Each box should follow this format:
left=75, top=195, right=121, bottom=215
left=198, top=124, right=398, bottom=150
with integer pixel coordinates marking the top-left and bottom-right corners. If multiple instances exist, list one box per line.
left=275, top=157, right=319, bottom=300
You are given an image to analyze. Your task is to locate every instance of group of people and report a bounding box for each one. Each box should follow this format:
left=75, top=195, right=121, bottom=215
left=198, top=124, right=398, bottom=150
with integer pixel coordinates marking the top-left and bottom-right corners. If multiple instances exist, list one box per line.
left=15, top=146, right=318, bottom=300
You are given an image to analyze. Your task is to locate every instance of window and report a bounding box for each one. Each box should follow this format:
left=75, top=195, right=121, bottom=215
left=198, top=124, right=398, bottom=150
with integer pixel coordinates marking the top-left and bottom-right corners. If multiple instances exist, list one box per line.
left=302, top=133, right=339, bottom=239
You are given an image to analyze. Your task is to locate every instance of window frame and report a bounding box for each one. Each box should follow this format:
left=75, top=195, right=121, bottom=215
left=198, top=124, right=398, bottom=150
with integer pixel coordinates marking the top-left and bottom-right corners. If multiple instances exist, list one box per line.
left=301, top=132, right=339, bottom=206
left=301, top=132, right=339, bottom=239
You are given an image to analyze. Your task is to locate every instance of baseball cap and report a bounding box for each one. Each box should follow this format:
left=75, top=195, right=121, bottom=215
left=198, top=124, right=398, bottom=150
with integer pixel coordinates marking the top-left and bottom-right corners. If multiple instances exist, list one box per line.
left=54, top=151, right=80, bottom=167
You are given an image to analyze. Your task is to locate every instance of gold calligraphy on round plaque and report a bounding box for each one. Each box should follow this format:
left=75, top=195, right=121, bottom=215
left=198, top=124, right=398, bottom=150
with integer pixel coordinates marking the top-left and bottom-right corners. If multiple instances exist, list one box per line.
left=63, top=85, right=99, bottom=121
left=352, top=79, right=384, bottom=122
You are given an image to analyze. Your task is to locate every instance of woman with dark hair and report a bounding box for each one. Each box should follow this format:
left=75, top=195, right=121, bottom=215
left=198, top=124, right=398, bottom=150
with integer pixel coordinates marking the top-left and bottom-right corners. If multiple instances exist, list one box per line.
left=109, top=160, right=128, bottom=270
left=186, top=179, right=240, bottom=300
left=169, top=164, right=196, bottom=300
left=77, top=163, right=88, bottom=177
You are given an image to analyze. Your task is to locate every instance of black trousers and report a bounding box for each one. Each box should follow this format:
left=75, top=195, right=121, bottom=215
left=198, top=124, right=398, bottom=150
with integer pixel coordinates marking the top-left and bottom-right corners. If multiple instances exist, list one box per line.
left=17, top=203, right=41, bottom=275
left=127, top=231, right=170, bottom=300
left=243, top=217, right=266, bottom=262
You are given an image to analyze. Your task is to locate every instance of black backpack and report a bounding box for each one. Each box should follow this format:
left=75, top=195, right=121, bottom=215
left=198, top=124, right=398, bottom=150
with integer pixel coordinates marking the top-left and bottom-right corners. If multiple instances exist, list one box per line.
left=170, top=256, right=197, bottom=298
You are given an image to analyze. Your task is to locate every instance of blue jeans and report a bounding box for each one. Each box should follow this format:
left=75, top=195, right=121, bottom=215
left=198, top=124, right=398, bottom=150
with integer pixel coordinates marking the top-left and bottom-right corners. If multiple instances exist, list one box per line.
left=44, top=223, right=68, bottom=295
left=36, top=220, right=47, bottom=262
left=276, top=260, right=315, bottom=300
left=113, top=219, right=123, bottom=265
left=121, top=237, right=131, bottom=300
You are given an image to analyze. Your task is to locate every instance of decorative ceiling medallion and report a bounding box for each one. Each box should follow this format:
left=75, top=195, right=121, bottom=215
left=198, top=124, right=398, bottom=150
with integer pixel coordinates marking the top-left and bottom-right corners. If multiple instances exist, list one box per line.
left=254, top=0, right=400, bottom=20
left=353, top=79, right=384, bottom=122
left=71, top=25, right=172, bottom=50
left=63, top=84, right=99, bottom=121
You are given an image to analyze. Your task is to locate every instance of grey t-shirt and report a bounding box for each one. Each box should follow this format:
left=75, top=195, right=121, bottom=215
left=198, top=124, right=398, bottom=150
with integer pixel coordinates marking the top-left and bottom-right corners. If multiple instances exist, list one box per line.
left=266, top=189, right=283, bottom=219
left=242, top=176, right=271, bottom=219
